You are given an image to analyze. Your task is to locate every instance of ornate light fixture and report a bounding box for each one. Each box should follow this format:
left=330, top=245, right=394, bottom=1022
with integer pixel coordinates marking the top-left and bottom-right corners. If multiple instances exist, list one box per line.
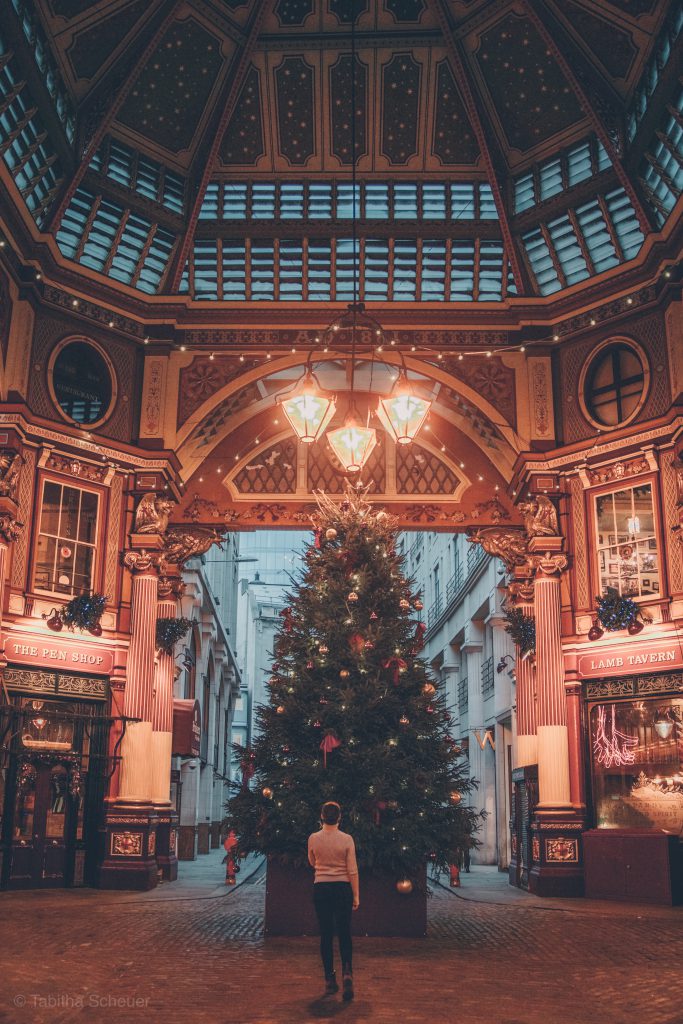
left=653, top=709, right=674, bottom=741
left=376, top=367, right=431, bottom=445
left=327, top=413, right=377, bottom=474
left=280, top=367, right=336, bottom=444
left=323, top=8, right=376, bottom=475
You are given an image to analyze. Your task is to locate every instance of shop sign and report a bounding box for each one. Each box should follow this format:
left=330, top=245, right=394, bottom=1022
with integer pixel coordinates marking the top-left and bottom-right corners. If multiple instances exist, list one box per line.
left=1, top=630, right=114, bottom=675
left=172, top=699, right=201, bottom=757
left=577, top=637, right=683, bottom=679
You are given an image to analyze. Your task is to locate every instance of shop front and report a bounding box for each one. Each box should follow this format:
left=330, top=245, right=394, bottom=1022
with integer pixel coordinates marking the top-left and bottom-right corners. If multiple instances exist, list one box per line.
left=576, top=639, right=683, bottom=904
left=0, top=633, right=119, bottom=890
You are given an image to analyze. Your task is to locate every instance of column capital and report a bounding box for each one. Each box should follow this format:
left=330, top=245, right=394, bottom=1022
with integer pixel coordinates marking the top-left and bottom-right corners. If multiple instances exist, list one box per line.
left=533, top=552, right=568, bottom=577
left=508, top=579, right=535, bottom=603
left=123, top=548, right=161, bottom=575
left=158, top=574, right=185, bottom=600
left=0, top=512, right=22, bottom=545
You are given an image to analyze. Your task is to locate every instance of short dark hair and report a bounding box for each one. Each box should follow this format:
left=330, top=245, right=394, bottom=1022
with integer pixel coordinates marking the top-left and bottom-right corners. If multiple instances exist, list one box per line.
left=321, top=801, right=341, bottom=825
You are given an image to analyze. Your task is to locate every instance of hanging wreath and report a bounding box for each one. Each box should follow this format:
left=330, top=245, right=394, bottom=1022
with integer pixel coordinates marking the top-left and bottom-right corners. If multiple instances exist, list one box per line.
left=503, top=607, right=536, bottom=655
left=156, top=616, right=193, bottom=655
left=595, top=589, right=641, bottom=632
left=61, top=593, right=107, bottom=634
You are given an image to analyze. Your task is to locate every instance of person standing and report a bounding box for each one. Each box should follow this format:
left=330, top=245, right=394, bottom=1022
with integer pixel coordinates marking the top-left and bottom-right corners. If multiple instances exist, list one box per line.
left=308, top=801, right=359, bottom=1000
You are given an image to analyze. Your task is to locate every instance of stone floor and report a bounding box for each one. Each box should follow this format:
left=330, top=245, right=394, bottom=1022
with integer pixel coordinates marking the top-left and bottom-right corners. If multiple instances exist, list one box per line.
left=0, top=851, right=681, bottom=1024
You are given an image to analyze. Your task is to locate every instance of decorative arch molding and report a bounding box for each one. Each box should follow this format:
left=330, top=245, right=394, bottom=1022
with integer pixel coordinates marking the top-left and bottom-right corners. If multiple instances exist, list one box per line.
left=170, top=350, right=525, bottom=454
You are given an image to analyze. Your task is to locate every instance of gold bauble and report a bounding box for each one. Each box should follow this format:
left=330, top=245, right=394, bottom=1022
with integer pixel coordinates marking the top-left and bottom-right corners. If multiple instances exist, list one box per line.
left=413, top=599, right=424, bottom=611
left=276, top=705, right=285, bottom=715
left=319, top=644, right=329, bottom=654
left=396, top=878, right=413, bottom=895
left=449, top=791, right=462, bottom=805
left=348, top=591, right=359, bottom=603
left=325, top=528, right=338, bottom=540
left=262, top=787, right=273, bottom=799
left=340, top=669, right=350, bottom=679
left=423, top=683, right=436, bottom=696
left=399, top=598, right=410, bottom=610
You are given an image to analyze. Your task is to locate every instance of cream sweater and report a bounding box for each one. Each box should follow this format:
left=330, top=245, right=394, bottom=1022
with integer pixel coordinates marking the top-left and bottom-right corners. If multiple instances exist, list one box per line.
left=308, top=826, right=358, bottom=883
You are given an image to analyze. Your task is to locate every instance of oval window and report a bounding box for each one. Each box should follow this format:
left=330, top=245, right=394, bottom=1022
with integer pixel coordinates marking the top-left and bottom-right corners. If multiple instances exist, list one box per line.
left=583, top=342, right=646, bottom=428
left=50, top=339, right=115, bottom=426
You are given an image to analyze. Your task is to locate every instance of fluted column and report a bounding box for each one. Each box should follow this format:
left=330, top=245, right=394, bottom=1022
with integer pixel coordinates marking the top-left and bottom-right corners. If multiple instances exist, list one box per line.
left=118, top=550, right=159, bottom=804
left=151, top=577, right=181, bottom=806
left=533, top=550, right=571, bottom=808
left=510, top=579, right=537, bottom=768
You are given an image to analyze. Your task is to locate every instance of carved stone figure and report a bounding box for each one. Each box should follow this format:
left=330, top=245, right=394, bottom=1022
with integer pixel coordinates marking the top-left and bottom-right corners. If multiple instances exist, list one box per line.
left=134, top=492, right=174, bottom=535
left=161, top=527, right=224, bottom=569
left=466, top=527, right=529, bottom=574
left=519, top=494, right=559, bottom=538
left=0, top=451, right=22, bottom=500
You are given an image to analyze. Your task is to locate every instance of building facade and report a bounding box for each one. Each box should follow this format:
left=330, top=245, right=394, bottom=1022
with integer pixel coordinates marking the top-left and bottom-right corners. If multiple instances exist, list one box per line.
left=401, top=532, right=515, bottom=869
left=0, top=0, right=680, bottom=899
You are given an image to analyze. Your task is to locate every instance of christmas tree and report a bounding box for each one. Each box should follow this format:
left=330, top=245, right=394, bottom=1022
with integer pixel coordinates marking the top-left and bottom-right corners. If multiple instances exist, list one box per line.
left=227, top=485, right=479, bottom=886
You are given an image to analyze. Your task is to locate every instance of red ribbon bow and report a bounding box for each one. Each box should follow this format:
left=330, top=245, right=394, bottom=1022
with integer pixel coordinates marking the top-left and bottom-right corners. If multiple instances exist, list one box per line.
left=383, top=656, right=408, bottom=685
left=413, top=621, right=427, bottom=651
left=348, top=633, right=365, bottom=655
left=240, top=749, right=256, bottom=789
left=319, top=731, right=342, bottom=767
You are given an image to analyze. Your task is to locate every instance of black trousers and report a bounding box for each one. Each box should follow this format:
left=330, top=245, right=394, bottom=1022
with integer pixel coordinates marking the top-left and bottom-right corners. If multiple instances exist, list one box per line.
left=313, top=882, right=353, bottom=977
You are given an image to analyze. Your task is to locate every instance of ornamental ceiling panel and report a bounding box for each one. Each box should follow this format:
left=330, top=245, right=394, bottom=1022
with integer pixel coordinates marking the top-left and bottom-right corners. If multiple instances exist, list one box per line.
left=116, top=16, right=228, bottom=155
left=472, top=12, right=585, bottom=153
left=65, top=0, right=151, bottom=83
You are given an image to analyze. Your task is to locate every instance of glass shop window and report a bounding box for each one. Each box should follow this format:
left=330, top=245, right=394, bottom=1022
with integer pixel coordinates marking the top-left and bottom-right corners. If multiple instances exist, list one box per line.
left=594, top=483, right=659, bottom=599
left=589, top=697, right=683, bottom=834
left=33, top=480, right=99, bottom=596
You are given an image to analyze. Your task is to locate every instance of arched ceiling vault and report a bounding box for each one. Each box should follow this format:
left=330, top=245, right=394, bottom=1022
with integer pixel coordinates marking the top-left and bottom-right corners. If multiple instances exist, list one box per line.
left=0, top=0, right=679, bottom=318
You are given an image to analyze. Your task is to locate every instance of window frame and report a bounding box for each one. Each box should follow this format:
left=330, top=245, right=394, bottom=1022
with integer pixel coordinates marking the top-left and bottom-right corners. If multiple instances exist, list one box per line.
left=588, top=472, right=667, bottom=606
left=578, top=336, right=650, bottom=431
left=47, top=336, right=118, bottom=430
left=30, top=474, right=104, bottom=600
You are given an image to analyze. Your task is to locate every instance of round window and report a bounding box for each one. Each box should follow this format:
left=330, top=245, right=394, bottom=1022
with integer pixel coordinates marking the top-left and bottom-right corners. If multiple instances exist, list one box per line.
left=49, top=339, right=116, bottom=426
left=582, top=341, right=647, bottom=428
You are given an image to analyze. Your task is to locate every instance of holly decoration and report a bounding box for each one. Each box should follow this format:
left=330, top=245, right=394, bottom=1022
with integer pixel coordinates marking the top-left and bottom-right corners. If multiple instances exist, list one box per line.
left=596, top=588, right=642, bottom=632
left=226, top=483, right=479, bottom=881
left=503, top=606, right=536, bottom=655
left=156, top=616, right=193, bottom=655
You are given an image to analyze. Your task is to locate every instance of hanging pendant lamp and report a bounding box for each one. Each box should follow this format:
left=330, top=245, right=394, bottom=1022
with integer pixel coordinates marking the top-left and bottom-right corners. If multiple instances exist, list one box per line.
left=327, top=412, right=377, bottom=474
left=376, top=369, right=431, bottom=445
left=280, top=369, right=336, bottom=443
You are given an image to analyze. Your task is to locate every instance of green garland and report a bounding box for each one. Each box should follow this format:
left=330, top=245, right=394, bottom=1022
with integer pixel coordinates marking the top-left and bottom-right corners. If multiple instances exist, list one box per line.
left=156, top=616, right=193, bottom=655
left=503, top=606, right=536, bottom=655
left=62, top=593, right=106, bottom=633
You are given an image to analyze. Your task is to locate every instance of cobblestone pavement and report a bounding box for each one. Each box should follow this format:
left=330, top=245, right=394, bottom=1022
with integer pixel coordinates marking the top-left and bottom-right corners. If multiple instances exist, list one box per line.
left=0, top=859, right=682, bottom=1024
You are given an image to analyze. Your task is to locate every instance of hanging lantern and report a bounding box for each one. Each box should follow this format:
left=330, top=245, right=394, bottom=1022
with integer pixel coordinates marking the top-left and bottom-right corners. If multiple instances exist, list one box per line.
left=654, top=711, right=674, bottom=741
left=327, top=416, right=377, bottom=474
left=377, top=371, right=431, bottom=445
left=280, top=370, right=336, bottom=444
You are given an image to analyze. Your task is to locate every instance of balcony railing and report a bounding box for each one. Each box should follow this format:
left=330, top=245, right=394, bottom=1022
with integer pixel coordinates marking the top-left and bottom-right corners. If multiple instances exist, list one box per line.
left=458, top=676, right=468, bottom=713
left=482, top=656, right=494, bottom=699
left=467, top=541, right=487, bottom=573
left=445, top=561, right=464, bottom=605
left=427, top=593, right=443, bottom=628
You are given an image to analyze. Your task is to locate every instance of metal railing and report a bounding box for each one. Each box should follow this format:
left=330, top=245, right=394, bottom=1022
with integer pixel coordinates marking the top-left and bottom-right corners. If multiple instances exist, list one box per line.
left=458, top=676, right=468, bottom=713
left=467, top=541, right=487, bottom=573
left=481, top=656, right=494, bottom=699
left=427, top=593, right=443, bottom=628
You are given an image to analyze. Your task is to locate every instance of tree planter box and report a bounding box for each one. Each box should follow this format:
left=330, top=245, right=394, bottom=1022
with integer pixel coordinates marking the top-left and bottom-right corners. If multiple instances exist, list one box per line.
left=265, top=859, right=427, bottom=937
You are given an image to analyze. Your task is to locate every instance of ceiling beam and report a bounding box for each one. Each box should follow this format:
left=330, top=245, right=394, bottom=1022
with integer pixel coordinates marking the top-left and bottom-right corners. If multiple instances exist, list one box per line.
left=428, top=0, right=527, bottom=296
left=45, top=1, right=183, bottom=234
left=167, top=4, right=271, bottom=294
left=524, top=0, right=653, bottom=236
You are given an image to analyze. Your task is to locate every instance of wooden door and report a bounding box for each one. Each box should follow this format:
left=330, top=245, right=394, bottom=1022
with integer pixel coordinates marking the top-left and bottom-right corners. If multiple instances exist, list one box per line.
left=9, top=762, right=70, bottom=888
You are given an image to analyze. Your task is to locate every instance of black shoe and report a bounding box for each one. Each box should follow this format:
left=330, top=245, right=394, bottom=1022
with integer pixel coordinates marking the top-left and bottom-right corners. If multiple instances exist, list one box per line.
left=324, top=973, right=339, bottom=996
left=342, top=974, right=354, bottom=1002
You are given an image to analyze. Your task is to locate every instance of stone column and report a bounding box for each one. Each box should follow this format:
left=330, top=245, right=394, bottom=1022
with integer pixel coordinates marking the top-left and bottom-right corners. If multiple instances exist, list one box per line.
left=509, top=579, right=537, bottom=768
left=565, top=674, right=586, bottom=809
left=532, top=548, right=571, bottom=808
left=118, top=548, right=160, bottom=804
left=152, top=575, right=182, bottom=881
left=463, top=630, right=495, bottom=864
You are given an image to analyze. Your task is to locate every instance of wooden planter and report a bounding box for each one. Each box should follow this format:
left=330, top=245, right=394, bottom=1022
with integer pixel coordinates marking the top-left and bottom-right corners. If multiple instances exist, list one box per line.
left=265, top=859, right=427, bottom=937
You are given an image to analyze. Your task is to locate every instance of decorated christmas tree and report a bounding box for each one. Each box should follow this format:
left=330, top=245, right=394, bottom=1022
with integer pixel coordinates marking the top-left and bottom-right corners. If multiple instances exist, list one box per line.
left=227, top=485, right=479, bottom=888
